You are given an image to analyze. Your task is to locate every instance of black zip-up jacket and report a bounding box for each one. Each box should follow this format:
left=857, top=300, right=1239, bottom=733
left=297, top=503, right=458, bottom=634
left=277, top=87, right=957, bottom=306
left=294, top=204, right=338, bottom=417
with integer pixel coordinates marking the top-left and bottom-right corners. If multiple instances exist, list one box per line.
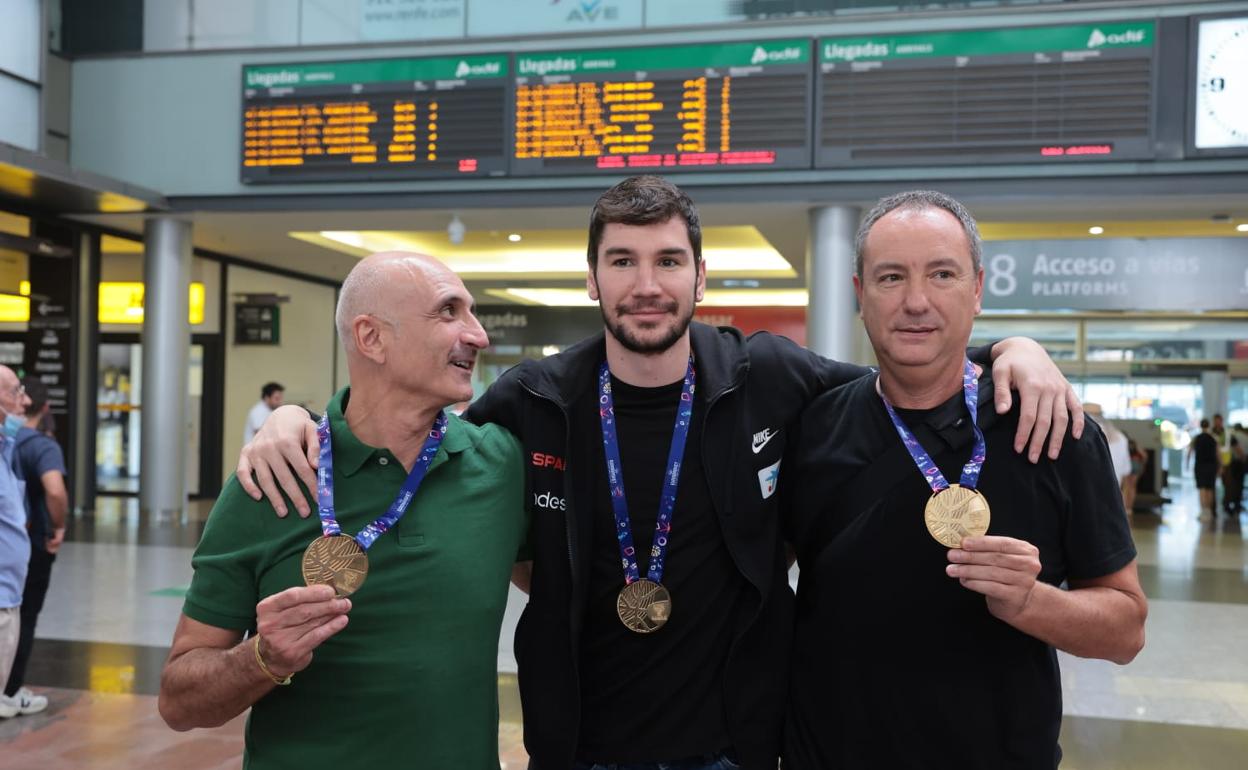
left=466, top=322, right=874, bottom=769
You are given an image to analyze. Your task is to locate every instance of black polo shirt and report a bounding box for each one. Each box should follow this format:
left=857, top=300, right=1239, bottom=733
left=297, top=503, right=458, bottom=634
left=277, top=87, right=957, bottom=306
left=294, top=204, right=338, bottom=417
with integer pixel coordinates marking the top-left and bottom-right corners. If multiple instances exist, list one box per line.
left=781, top=371, right=1136, bottom=770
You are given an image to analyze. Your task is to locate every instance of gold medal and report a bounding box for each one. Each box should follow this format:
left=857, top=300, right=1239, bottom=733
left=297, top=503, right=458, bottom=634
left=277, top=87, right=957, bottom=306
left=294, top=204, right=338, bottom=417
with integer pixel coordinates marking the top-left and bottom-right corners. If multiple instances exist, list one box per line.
left=301, top=534, right=369, bottom=597
left=616, top=578, right=672, bottom=634
left=924, top=484, right=990, bottom=548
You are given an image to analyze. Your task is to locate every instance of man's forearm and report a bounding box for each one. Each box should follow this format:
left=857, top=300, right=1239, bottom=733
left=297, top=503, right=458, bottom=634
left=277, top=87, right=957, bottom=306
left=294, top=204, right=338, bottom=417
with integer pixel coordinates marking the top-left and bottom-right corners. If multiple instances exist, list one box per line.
left=159, top=639, right=277, bottom=730
left=45, top=490, right=68, bottom=529
left=1001, top=582, right=1146, bottom=665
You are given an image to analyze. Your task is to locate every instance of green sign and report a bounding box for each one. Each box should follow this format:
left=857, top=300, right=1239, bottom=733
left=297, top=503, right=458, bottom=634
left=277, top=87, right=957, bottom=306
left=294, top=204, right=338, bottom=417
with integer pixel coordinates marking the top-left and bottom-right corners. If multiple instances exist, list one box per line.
left=517, top=40, right=809, bottom=77
left=243, top=54, right=509, bottom=88
left=821, top=22, right=1154, bottom=62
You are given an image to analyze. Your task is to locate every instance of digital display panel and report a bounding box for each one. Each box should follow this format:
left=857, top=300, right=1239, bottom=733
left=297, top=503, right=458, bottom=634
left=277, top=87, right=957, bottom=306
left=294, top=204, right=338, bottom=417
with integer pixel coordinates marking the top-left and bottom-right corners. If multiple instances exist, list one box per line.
left=817, top=22, right=1157, bottom=167
left=241, top=55, right=509, bottom=183
left=512, top=40, right=812, bottom=174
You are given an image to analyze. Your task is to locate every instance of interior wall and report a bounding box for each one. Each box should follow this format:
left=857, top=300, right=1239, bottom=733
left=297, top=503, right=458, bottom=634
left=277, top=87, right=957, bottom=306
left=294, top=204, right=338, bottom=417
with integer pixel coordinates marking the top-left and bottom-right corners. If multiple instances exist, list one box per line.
left=69, top=2, right=1188, bottom=198
left=222, top=264, right=337, bottom=485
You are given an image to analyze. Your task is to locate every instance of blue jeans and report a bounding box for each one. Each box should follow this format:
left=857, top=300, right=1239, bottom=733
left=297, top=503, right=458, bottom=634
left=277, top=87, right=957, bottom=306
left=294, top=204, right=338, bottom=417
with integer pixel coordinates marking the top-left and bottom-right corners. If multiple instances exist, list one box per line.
left=573, top=753, right=740, bottom=770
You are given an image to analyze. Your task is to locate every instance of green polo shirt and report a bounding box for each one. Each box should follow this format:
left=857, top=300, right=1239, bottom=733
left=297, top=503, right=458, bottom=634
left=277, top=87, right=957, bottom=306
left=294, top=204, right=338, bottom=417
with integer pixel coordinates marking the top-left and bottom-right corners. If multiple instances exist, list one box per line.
left=184, top=388, right=526, bottom=770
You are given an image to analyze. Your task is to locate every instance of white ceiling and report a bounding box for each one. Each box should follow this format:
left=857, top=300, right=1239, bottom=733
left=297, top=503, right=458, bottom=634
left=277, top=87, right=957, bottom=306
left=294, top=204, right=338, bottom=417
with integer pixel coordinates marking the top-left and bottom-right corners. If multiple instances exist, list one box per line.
left=69, top=190, right=1248, bottom=292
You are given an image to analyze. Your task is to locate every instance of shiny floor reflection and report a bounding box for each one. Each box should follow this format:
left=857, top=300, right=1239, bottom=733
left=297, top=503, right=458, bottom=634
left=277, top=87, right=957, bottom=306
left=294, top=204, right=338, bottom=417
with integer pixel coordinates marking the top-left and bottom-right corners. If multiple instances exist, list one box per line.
left=0, top=480, right=1245, bottom=768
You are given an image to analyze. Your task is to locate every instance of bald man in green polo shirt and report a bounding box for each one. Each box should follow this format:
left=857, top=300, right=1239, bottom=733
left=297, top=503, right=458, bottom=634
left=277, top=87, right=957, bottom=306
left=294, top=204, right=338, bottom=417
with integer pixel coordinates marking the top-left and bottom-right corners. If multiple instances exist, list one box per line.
left=158, top=252, right=527, bottom=769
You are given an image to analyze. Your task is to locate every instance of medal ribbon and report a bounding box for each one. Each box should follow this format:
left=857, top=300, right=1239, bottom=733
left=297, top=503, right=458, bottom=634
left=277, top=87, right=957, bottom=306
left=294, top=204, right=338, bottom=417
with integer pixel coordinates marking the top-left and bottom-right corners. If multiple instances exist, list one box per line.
left=598, top=358, right=695, bottom=586
left=315, top=410, right=448, bottom=549
left=878, top=358, right=987, bottom=493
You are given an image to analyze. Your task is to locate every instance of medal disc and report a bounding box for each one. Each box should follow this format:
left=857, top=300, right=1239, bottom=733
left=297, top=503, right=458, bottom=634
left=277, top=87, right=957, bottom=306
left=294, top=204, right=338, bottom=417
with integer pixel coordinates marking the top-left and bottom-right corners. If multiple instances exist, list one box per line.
left=302, top=534, right=369, bottom=597
left=616, top=579, right=672, bottom=634
left=923, top=484, right=991, bottom=548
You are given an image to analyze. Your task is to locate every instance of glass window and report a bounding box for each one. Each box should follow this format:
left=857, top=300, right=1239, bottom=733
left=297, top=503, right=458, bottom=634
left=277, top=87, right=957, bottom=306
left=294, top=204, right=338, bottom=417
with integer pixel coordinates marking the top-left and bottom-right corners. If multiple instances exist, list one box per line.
left=970, top=318, right=1078, bottom=360
left=1085, top=319, right=1248, bottom=362
left=1230, top=379, right=1248, bottom=428
left=0, top=0, right=41, bottom=82
left=0, top=76, right=40, bottom=151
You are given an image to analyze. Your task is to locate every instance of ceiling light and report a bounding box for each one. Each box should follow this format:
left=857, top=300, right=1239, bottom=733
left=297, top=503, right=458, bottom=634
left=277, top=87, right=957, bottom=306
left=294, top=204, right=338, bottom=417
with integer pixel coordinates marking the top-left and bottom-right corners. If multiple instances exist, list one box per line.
left=1088, top=226, right=1104, bottom=235
left=508, top=233, right=522, bottom=242
left=488, top=288, right=810, bottom=307
left=290, top=226, right=796, bottom=279
left=1237, top=224, right=1248, bottom=233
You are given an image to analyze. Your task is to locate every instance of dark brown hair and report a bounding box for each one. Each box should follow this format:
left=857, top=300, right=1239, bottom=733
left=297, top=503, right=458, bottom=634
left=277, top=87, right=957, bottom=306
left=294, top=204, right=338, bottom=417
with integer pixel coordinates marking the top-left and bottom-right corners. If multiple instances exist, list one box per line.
left=586, top=176, right=702, bottom=268
left=21, top=376, right=48, bottom=416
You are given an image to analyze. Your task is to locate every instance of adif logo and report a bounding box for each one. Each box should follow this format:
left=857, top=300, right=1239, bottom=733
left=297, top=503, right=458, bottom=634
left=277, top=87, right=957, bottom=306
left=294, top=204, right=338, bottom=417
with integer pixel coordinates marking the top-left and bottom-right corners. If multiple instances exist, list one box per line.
left=757, top=459, right=781, bottom=500
left=455, top=60, right=501, bottom=78
left=1087, top=28, right=1146, bottom=48
left=751, top=46, right=804, bottom=65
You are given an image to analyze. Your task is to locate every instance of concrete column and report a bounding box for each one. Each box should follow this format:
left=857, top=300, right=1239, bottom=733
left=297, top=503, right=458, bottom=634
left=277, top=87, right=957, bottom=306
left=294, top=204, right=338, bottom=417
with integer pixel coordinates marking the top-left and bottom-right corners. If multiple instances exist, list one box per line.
left=72, top=231, right=99, bottom=511
left=140, top=218, right=191, bottom=517
left=807, top=205, right=860, bottom=362
left=1201, top=369, right=1229, bottom=423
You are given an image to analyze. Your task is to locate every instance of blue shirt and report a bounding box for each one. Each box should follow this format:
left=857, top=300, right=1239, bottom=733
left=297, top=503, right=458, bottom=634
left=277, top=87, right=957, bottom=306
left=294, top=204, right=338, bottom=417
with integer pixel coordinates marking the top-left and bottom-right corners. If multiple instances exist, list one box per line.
left=14, top=427, right=67, bottom=547
left=0, top=437, right=30, bottom=608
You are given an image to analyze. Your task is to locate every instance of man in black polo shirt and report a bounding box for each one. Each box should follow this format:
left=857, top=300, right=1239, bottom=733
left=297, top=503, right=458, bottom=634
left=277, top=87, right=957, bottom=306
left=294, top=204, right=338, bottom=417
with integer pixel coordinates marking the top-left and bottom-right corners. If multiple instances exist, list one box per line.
left=783, top=190, right=1148, bottom=770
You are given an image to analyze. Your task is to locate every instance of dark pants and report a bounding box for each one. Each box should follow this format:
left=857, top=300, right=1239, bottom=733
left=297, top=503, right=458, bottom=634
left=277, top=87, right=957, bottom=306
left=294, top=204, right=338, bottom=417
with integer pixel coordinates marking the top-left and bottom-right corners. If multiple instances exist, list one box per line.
left=1224, top=462, right=1245, bottom=512
left=4, top=547, right=55, bottom=696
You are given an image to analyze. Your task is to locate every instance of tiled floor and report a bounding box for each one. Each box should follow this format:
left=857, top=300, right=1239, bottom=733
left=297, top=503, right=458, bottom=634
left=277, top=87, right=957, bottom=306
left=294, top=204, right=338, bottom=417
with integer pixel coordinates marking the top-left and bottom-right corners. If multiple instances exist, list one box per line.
left=2, top=481, right=1246, bottom=768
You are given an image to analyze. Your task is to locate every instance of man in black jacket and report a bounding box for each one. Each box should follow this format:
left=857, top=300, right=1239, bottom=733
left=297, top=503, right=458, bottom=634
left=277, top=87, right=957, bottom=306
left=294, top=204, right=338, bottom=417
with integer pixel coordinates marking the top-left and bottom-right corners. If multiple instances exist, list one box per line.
left=237, top=176, right=1081, bottom=769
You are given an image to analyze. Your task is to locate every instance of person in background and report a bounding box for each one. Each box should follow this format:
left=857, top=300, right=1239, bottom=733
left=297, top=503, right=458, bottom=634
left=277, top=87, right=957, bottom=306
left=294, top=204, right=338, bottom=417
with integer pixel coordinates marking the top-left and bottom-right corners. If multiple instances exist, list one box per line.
left=1211, top=413, right=1227, bottom=448
left=1188, top=419, right=1221, bottom=518
left=1224, top=436, right=1244, bottom=515
left=243, top=383, right=285, bottom=444
left=2, top=377, right=68, bottom=716
left=1124, top=439, right=1145, bottom=515
left=0, top=366, right=32, bottom=719
left=1086, top=403, right=1131, bottom=504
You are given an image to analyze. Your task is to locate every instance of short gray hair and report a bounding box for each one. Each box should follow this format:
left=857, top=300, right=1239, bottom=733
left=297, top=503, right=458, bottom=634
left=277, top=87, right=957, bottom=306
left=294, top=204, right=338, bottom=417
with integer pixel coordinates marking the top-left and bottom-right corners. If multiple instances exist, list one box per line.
left=854, top=190, right=982, bottom=278
left=335, top=261, right=397, bottom=353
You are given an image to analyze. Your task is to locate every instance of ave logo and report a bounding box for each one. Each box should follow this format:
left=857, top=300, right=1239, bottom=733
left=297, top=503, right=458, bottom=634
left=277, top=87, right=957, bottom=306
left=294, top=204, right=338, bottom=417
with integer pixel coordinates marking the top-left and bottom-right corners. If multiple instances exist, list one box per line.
left=554, top=0, right=619, bottom=22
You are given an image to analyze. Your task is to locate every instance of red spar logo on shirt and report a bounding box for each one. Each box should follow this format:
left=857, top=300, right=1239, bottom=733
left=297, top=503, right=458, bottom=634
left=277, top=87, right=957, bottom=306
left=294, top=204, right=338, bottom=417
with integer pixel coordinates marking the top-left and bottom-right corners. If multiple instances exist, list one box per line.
left=531, top=452, right=566, bottom=471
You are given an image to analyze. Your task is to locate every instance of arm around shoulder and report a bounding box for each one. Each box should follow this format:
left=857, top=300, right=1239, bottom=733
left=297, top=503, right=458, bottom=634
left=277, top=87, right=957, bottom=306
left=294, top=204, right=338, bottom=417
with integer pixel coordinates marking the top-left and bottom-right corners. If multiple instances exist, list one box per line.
left=463, top=363, right=530, bottom=432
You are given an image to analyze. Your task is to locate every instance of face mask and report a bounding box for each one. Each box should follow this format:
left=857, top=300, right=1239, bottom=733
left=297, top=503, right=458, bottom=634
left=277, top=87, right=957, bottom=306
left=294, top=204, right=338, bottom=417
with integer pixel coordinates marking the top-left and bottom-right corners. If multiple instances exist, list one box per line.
left=1, top=412, right=21, bottom=439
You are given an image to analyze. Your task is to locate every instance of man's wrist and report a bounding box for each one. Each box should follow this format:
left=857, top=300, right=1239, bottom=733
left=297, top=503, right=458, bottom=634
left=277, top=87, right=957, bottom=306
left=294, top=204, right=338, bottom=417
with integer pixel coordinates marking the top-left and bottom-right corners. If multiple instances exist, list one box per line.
left=252, top=635, right=293, bottom=685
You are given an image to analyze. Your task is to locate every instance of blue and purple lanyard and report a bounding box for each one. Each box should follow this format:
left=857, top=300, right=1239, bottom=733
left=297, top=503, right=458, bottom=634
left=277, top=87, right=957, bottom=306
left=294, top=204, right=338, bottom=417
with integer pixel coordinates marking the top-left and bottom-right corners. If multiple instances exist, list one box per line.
left=314, top=411, right=448, bottom=549
left=598, top=358, right=695, bottom=586
left=878, top=358, right=987, bottom=495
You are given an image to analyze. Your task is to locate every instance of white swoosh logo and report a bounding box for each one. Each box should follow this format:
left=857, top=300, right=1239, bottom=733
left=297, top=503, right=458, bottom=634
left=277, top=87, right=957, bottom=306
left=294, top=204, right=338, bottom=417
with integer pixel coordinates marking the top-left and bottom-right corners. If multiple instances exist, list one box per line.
left=752, top=429, right=776, bottom=454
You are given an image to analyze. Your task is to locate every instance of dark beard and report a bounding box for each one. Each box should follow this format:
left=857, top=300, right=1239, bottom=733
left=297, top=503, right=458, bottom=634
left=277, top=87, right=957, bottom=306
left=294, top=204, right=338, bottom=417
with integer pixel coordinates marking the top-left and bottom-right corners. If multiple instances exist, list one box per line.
left=602, top=302, right=695, bottom=354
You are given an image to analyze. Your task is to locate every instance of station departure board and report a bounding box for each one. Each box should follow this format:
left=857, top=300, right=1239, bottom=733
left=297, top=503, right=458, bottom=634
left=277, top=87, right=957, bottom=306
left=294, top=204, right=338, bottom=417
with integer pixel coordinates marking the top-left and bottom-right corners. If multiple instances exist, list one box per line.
left=241, top=55, right=509, bottom=183
left=817, top=22, right=1157, bottom=167
left=512, top=41, right=813, bottom=174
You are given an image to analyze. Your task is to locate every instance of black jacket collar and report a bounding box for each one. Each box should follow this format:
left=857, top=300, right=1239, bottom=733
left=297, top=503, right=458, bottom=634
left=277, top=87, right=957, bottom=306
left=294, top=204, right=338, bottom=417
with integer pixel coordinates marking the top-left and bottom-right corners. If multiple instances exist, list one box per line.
left=516, top=321, right=750, bottom=407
